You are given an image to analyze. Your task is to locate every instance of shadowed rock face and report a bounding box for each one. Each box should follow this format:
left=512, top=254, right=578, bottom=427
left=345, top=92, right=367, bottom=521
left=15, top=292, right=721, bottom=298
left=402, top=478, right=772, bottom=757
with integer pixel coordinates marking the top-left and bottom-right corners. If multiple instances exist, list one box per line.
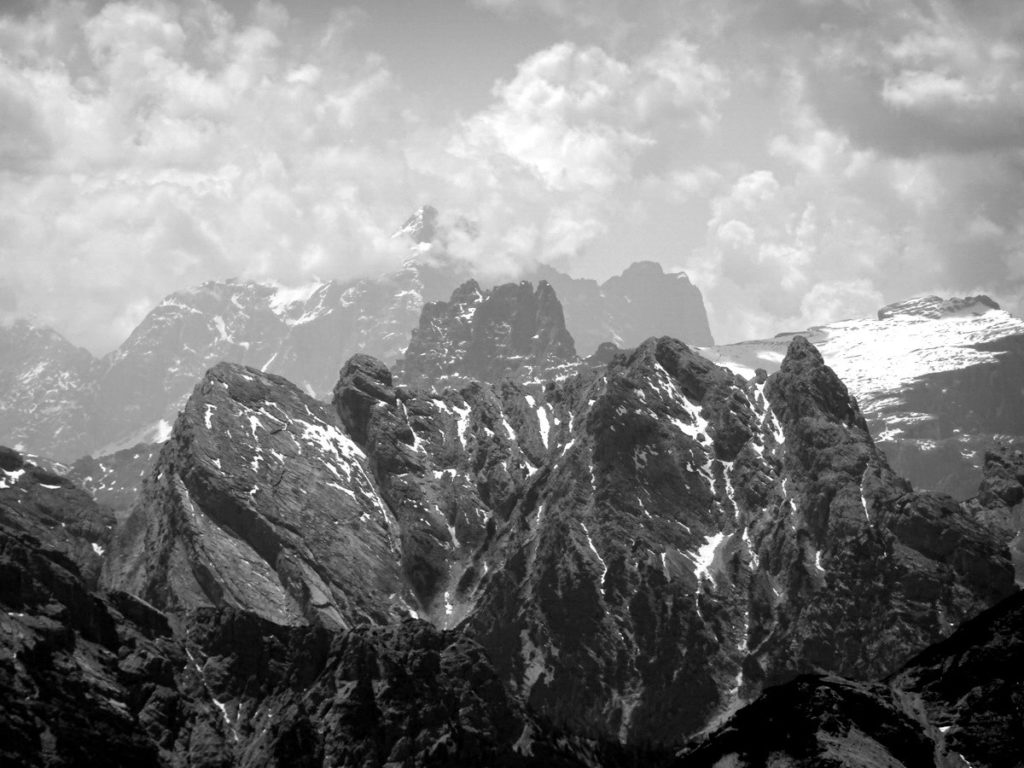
left=68, top=442, right=162, bottom=521
left=1, top=465, right=638, bottom=767
left=0, top=445, right=113, bottom=588
left=100, top=333, right=1015, bottom=746
left=397, top=279, right=580, bottom=388
left=962, top=444, right=1024, bottom=584
left=676, top=587, right=1024, bottom=768
left=334, top=352, right=578, bottom=626
left=459, top=335, right=1013, bottom=742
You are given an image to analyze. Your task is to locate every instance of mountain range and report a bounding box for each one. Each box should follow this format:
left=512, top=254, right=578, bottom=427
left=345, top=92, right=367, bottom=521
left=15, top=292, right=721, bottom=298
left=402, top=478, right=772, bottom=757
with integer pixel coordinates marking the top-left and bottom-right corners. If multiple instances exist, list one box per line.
left=3, top=325, right=1023, bottom=765
left=3, top=206, right=1024, bottom=766
left=1, top=207, right=713, bottom=463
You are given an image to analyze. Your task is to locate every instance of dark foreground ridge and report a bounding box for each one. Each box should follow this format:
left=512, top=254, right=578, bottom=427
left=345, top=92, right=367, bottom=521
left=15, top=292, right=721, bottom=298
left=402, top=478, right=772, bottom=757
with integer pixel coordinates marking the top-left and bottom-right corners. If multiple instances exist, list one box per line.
left=676, top=587, right=1024, bottom=767
left=0, top=450, right=665, bottom=767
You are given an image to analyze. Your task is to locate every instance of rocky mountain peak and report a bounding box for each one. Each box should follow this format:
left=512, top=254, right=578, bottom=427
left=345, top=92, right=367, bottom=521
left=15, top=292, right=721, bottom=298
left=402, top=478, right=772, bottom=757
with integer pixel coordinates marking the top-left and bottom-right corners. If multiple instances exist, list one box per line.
left=104, top=361, right=410, bottom=629
left=877, top=294, right=1001, bottom=320
left=767, top=334, right=868, bottom=432
left=397, top=278, right=580, bottom=388
left=392, top=204, right=440, bottom=244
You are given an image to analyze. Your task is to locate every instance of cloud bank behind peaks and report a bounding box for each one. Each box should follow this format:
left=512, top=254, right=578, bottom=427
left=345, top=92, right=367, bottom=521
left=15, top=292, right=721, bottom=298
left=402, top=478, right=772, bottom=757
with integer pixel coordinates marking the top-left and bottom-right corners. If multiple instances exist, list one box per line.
left=0, top=0, right=414, bottom=352
left=0, top=0, right=1022, bottom=353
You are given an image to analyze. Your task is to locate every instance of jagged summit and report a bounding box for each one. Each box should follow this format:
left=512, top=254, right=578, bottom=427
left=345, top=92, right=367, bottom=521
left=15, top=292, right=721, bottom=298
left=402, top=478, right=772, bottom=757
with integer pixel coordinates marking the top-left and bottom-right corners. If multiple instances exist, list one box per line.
left=392, top=204, right=440, bottom=244
left=878, top=294, right=1001, bottom=320
left=2, top=202, right=715, bottom=465
left=702, top=295, right=1024, bottom=498
left=397, top=278, right=581, bottom=388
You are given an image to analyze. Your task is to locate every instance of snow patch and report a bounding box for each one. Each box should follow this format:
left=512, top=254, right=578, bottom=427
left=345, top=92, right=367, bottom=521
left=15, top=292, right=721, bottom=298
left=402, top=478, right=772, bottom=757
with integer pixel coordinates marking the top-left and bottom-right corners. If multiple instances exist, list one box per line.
left=268, top=281, right=323, bottom=316
left=512, top=723, right=535, bottom=757
left=536, top=406, right=550, bottom=448
left=580, top=521, right=608, bottom=595
left=453, top=403, right=472, bottom=448
left=691, top=532, right=725, bottom=586
left=0, top=469, right=25, bottom=489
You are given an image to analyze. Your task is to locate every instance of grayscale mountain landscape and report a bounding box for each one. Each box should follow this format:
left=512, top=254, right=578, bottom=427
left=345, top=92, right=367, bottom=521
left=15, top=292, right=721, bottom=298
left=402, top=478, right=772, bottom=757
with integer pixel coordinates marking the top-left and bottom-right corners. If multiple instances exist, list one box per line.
left=2, top=2, right=1023, bottom=767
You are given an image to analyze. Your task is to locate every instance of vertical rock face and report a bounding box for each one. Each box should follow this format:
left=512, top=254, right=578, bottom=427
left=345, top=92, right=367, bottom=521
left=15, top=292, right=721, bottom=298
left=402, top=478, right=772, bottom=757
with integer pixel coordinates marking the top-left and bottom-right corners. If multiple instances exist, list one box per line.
left=398, top=279, right=580, bottom=388
left=962, top=444, right=1024, bottom=584
left=102, top=363, right=409, bottom=629
left=333, top=353, right=571, bottom=627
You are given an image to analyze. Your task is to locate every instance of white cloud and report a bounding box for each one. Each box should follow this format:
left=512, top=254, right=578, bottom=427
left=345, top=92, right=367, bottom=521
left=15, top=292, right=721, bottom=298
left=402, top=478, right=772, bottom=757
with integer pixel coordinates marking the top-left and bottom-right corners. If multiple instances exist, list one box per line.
left=0, top=0, right=413, bottom=353
left=450, top=40, right=726, bottom=192
left=1, top=0, right=1023, bottom=357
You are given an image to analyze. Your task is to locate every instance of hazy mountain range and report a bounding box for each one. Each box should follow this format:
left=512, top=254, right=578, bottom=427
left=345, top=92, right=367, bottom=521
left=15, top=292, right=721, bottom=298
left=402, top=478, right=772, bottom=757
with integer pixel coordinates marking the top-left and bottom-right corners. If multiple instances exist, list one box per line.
left=2, top=208, right=1024, bottom=766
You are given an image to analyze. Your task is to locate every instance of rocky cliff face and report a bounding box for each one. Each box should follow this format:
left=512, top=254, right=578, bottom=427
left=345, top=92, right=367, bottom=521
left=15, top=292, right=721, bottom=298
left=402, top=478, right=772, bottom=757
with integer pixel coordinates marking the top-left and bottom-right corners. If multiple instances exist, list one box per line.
left=702, top=295, right=1024, bottom=499
left=529, top=262, right=715, bottom=356
left=103, top=363, right=410, bottom=629
left=2, top=253, right=715, bottom=464
left=961, top=444, right=1024, bottom=585
left=676, top=586, right=1024, bottom=767
left=67, top=442, right=162, bottom=521
left=459, top=335, right=1013, bottom=742
left=105, top=330, right=1015, bottom=745
left=0, top=445, right=113, bottom=588
left=1, top=457, right=642, bottom=767
left=397, top=279, right=580, bottom=388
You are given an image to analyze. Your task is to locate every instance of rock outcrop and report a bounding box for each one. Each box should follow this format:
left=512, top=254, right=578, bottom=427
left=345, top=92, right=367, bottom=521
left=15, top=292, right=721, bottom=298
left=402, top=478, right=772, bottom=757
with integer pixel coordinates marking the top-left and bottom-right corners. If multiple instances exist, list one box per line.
left=68, top=442, right=162, bottom=520
left=103, top=363, right=409, bottom=629
left=676, top=586, right=1024, bottom=767
left=459, top=335, right=1013, bottom=742
left=397, top=279, right=580, bottom=388
left=101, top=332, right=1016, bottom=745
left=703, top=295, right=1024, bottom=499
left=1, top=463, right=642, bottom=767
left=0, top=445, right=113, bottom=588
left=962, top=444, right=1024, bottom=584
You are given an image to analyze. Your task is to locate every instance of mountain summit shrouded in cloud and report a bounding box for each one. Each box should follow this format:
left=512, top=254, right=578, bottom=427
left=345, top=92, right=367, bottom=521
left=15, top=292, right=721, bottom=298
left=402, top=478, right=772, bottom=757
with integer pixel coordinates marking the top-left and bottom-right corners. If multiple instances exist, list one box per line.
left=1, top=0, right=1022, bottom=353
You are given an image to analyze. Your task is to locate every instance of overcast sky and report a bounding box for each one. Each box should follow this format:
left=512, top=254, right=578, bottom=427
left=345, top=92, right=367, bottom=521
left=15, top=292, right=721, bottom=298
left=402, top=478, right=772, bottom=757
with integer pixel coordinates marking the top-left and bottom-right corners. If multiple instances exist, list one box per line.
left=2, top=0, right=1022, bottom=354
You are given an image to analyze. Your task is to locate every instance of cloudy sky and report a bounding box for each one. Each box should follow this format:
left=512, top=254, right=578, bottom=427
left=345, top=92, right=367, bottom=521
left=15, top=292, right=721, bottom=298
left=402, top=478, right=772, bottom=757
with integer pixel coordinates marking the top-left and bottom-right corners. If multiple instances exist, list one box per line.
left=2, top=0, right=1022, bottom=353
